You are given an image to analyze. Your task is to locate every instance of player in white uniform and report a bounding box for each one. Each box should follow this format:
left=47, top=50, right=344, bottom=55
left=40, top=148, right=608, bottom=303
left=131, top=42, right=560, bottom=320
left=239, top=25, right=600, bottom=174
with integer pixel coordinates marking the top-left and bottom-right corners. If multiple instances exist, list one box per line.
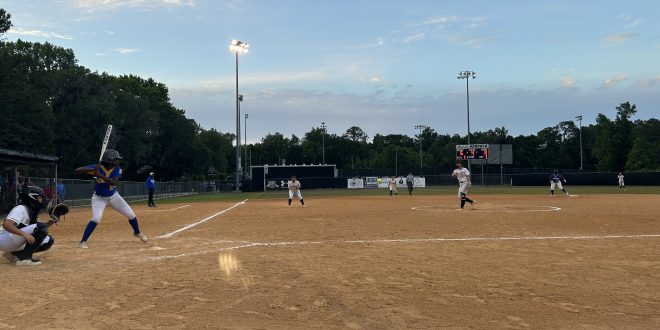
left=1, top=186, right=57, bottom=266
left=617, top=173, right=626, bottom=190
left=389, top=176, right=398, bottom=196
left=287, top=175, right=305, bottom=207
left=451, top=161, right=475, bottom=209
left=549, top=169, right=569, bottom=196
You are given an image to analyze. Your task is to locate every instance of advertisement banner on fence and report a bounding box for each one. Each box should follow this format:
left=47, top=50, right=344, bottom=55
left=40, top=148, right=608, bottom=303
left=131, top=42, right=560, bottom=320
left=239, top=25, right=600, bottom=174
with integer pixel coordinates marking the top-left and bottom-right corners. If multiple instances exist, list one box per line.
left=347, top=177, right=364, bottom=189
left=347, top=177, right=426, bottom=189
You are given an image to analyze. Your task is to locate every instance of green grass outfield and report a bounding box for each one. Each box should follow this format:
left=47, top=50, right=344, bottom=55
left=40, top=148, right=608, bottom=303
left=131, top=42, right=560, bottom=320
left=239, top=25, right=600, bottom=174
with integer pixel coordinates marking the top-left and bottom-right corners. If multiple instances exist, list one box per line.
left=159, top=186, right=660, bottom=204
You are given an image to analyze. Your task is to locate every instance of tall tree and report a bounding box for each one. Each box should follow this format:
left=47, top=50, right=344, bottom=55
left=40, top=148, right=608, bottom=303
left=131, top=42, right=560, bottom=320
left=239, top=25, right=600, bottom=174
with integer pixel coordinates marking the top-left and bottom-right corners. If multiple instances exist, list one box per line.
left=0, top=8, right=11, bottom=36
left=343, top=126, right=369, bottom=142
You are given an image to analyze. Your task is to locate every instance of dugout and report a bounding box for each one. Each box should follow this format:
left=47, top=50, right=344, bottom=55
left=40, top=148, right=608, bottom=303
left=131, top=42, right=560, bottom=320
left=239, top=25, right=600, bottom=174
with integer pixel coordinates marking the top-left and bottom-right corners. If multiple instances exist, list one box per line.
left=246, top=164, right=340, bottom=191
left=0, top=148, right=60, bottom=216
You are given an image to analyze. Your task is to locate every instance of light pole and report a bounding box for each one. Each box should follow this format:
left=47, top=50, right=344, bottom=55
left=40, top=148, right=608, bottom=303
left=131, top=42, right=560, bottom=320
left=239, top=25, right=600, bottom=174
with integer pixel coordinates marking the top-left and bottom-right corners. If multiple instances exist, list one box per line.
left=321, top=122, right=326, bottom=164
left=575, top=115, right=583, bottom=170
left=229, top=39, right=249, bottom=191
left=458, top=70, right=476, bottom=173
left=244, top=111, right=248, bottom=177
left=414, top=124, right=427, bottom=174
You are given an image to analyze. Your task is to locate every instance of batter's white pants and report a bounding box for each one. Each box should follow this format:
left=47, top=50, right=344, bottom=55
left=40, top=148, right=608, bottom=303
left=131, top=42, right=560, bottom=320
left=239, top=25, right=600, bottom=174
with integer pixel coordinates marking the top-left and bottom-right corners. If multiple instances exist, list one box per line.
left=91, top=193, right=136, bottom=223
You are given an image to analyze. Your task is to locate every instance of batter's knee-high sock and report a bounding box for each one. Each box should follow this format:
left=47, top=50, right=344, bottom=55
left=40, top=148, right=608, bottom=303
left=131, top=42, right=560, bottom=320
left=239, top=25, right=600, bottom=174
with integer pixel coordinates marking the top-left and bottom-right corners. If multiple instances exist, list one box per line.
left=128, top=218, right=141, bottom=235
left=389, top=190, right=393, bottom=196
left=288, top=199, right=292, bottom=205
left=464, top=196, right=474, bottom=204
left=550, top=190, right=555, bottom=195
left=460, top=196, right=466, bottom=209
left=561, top=189, right=567, bottom=194
left=300, top=199, right=304, bottom=205
left=81, top=221, right=98, bottom=242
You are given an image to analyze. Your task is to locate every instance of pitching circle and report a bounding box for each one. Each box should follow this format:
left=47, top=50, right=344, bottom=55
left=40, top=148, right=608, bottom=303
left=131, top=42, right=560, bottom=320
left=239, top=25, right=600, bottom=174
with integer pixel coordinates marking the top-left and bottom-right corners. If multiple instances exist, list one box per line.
left=411, top=204, right=561, bottom=213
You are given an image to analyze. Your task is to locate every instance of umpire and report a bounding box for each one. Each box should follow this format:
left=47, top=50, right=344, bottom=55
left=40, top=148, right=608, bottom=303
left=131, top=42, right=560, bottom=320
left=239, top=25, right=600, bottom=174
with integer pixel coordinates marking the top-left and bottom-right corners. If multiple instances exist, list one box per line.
left=406, top=172, right=414, bottom=195
left=146, top=172, right=156, bottom=207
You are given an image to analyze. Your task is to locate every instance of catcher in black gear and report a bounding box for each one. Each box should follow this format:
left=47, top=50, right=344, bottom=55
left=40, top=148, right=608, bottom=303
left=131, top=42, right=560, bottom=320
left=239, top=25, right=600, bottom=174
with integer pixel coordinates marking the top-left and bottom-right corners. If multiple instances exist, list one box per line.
left=0, top=186, right=69, bottom=266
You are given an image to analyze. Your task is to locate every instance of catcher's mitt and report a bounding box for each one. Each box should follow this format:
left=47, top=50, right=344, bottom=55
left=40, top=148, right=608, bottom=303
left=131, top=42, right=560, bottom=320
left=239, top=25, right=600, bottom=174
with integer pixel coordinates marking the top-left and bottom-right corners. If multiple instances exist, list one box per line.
left=49, top=203, right=69, bottom=222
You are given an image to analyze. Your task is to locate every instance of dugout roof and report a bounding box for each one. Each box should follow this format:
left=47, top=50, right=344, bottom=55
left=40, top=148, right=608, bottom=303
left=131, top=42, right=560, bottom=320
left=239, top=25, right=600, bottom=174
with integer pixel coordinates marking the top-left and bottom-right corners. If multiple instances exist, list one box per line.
left=0, top=148, right=59, bottom=165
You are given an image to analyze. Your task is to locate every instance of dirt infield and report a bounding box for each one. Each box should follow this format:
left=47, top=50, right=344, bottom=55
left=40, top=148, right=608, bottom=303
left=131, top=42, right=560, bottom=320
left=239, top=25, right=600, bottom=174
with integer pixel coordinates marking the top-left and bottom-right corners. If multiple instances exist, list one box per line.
left=3, top=193, right=660, bottom=329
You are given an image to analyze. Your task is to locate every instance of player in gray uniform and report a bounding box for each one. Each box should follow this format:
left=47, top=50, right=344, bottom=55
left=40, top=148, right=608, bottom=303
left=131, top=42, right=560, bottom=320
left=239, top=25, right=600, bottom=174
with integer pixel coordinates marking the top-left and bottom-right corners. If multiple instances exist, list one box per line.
left=451, top=161, right=475, bottom=209
left=617, top=173, right=626, bottom=190
left=549, top=169, right=569, bottom=196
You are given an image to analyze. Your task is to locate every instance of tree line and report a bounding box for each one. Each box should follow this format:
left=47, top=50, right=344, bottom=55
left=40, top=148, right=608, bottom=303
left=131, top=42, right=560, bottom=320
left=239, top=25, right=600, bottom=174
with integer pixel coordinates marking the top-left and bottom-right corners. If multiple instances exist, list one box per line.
left=1, top=9, right=658, bottom=181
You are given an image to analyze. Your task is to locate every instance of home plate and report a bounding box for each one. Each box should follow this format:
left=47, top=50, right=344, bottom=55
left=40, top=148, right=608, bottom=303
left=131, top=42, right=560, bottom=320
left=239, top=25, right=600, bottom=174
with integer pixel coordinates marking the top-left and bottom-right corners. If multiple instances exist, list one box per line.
left=568, top=194, right=580, bottom=197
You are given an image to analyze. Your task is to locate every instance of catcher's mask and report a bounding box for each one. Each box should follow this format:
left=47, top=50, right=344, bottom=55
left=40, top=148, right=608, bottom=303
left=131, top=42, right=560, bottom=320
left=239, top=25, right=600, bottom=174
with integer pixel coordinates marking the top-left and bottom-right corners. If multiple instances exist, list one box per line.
left=102, top=149, right=123, bottom=163
left=20, top=186, right=47, bottom=214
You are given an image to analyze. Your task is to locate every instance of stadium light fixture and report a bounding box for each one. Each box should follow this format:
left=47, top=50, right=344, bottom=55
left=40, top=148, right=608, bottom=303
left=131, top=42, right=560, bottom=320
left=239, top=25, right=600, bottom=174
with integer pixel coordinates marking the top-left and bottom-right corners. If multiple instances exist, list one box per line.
left=414, top=124, right=427, bottom=174
left=321, top=122, right=327, bottom=164
left=229, top=39, right=249, bottom=191
left=457, top=70, right=476, bottom=173
left=575, top=115, right=583, bottom=170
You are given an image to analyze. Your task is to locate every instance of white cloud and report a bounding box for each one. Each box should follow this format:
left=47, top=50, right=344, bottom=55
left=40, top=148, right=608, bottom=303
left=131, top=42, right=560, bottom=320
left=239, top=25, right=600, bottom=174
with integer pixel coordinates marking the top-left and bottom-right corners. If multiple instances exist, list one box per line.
left=404, top=16, right=492, bottom=47
left=625, top=18, right=642, bottom=28
left=561, top=77, right=576, bottom=88
left=367, top=76, right=381, bottom=84
left=603, top=75, right=627, bottom=87
left=71, top=0, right=196, bottom=10
left=7, top=28, right=73, bottom=40
left=114, top=48, right=142, bottom=54
left=403, top=32, right=426, bottom=43
left=638, top=76, right=660, bottom=87
left=602, top=32, right=637, bottom=44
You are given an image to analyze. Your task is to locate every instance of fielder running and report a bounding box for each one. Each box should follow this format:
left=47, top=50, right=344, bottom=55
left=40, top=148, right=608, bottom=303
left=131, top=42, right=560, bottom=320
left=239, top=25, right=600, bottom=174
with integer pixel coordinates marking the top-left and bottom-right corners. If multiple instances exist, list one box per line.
left=451, top=161, right=475, bottom=209
left=287, top=175, right=305, bottom=207
left=75, top=149, right=147, bottom=248
left=549, top=169, right=569, bottom=196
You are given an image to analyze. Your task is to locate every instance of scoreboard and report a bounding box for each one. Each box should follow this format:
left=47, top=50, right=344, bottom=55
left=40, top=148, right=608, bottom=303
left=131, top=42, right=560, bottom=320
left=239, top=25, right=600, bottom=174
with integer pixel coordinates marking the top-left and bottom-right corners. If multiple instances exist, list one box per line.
left=456, top=144, right=489, bottom=160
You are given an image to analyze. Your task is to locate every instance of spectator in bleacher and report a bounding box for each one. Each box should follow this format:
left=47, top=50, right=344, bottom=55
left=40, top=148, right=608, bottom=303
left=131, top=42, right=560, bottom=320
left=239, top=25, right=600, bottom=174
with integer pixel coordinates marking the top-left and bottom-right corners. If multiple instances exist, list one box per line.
left=56, top=180, right=65, bottom=203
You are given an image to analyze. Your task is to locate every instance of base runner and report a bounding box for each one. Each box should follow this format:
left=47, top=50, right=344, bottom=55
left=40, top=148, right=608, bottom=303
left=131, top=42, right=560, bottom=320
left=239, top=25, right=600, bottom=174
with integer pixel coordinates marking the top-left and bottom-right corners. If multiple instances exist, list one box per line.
left=549, top=169, right=569, bottom=196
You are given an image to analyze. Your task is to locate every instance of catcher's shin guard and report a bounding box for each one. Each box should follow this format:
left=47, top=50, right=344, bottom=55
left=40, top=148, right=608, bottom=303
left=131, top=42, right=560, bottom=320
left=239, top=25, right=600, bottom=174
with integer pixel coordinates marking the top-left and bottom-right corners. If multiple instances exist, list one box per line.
left=35, top=236, right=54, bottom=253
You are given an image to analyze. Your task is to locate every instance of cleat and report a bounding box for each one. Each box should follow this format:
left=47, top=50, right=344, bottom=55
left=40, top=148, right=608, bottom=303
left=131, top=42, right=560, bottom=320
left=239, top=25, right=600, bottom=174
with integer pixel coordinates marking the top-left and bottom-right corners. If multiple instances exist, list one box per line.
left=79, top=241, right=89, bottom=249
left=134, top=232, right=148, bottom=243
left=16, top=258, right=42, bottom=266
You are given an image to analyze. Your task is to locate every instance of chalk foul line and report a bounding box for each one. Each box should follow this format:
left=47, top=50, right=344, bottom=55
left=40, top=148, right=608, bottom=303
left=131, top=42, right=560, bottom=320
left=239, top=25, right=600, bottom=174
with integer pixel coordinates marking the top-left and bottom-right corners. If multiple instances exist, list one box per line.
left=146, top=233, right=660, bottom=260
left=156, top=199, right=248, bottom=238
left=149, top=205, right=191, bottom=212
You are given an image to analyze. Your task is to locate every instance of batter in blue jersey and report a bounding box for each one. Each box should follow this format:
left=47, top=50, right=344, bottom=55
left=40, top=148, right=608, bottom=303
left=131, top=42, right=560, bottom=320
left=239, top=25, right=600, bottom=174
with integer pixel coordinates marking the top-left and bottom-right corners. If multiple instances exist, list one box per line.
left=74, top=149, right=148, bottom=248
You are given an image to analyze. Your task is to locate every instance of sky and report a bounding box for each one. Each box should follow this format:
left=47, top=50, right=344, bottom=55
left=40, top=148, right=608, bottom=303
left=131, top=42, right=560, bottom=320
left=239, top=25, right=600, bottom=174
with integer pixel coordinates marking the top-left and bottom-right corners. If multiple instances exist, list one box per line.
left=2, top=0, right=659, bottom=144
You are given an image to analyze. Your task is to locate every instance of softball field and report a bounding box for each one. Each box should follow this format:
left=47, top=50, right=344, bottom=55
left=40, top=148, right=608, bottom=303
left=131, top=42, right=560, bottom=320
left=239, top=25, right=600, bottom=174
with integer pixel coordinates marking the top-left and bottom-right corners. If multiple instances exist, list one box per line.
left=2, top=188, right=660, bottom=329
